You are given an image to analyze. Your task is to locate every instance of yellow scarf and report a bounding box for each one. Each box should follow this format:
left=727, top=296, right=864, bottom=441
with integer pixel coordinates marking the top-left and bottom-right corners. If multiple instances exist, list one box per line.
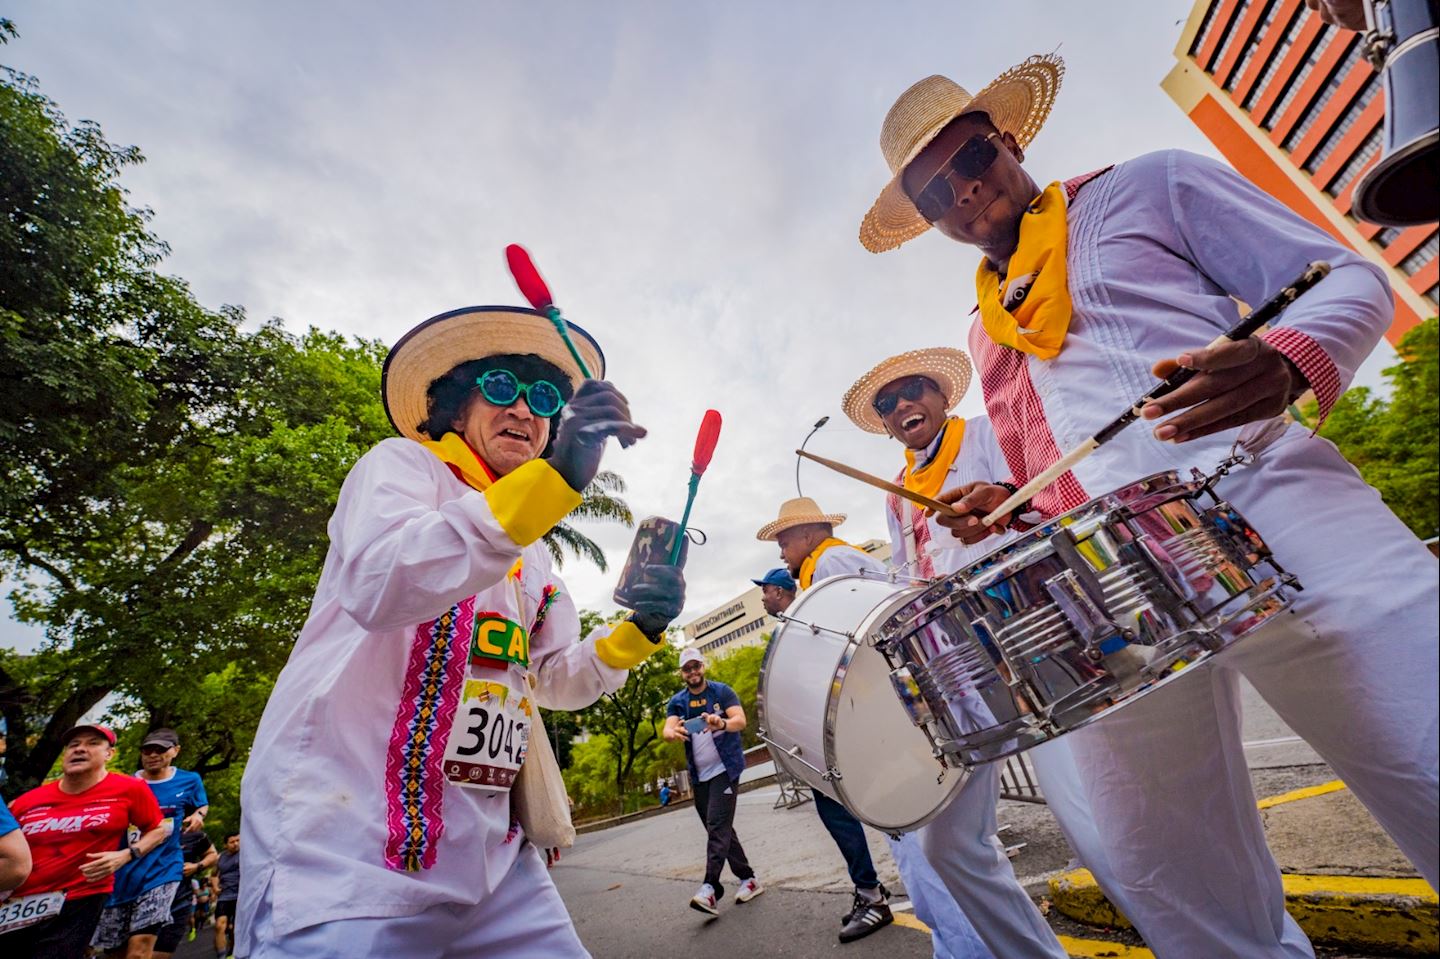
left=902, top=417, right=966, bottom=501
left=798, top=537, right=862, bottom=590
left=422, top=432, right=496, bottom=492
left=976, top=181, right=1073, bottom=360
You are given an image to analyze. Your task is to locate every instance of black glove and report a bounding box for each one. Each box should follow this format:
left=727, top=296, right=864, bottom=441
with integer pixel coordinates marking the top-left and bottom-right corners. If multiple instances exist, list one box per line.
left=548, top=380, right=648, bottom=492
left=625, top=565, right=686, bottom=642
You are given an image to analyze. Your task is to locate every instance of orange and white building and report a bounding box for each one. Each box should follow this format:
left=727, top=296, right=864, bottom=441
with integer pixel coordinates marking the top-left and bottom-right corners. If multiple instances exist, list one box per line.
left=1163, top=0, right=1438, bottom=344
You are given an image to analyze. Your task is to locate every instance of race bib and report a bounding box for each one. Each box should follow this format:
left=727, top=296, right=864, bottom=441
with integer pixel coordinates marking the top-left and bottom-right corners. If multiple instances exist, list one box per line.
left=443, top=677, right=532, bottom=791
left=0, top=890, right=65, bottom=934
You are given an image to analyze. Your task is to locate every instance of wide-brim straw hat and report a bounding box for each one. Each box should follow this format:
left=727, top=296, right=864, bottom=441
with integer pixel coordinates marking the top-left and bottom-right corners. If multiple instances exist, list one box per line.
left=382, top=305, right=606, bottom=443
left=841, top=347, right=974, bottom=434
left=756, top=497, right=846, bottom=542
left=859, top=54, right=1064, bottom=254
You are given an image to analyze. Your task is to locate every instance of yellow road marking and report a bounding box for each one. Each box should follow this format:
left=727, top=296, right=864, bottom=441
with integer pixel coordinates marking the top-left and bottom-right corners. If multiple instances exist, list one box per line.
left=893, top=907, right=1159, bottom=957
left=1282, top=872, right=1438, bottom=902
left=1255, top=779, right=1346, bottom=809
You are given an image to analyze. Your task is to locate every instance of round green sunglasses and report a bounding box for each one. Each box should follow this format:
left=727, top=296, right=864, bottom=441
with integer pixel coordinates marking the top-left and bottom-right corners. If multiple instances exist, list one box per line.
left=475, top=368, right=567, bottom=418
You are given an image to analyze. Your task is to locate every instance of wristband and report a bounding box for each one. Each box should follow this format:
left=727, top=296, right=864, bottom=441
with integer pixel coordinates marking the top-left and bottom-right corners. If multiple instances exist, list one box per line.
left=994, top=482, right=1031, bottom=523
left=129, top=842, right=143, bottom=861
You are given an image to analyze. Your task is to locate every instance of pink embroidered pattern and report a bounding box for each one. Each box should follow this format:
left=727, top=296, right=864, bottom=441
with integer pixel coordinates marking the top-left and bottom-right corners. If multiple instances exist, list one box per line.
left=887, top=470, right=937, bottom=579
left=383, top=595, right=474, bottom=871
left=530, top=583, right=560, bottom=638
left=968, top=169, right=1112, bottom=519
left=1261, top=326, right=1341, bottom=424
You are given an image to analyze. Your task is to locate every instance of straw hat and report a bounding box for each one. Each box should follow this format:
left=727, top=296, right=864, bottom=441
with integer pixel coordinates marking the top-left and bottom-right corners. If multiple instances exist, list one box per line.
left=382, top=305, right=606, bottom=443
left=841, top=347, right=974, bottom=434
left=859, top=53, right=1064, bottom=253
left=755, top=497, right=847, bottom=542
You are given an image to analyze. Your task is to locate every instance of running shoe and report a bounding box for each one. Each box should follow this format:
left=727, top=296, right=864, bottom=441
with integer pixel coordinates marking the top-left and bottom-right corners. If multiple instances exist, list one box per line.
left=735, top=877, right=764, bottom=903
left=838, top=887, right=893, bottom=943
left=689, top=882, right=719, bottom=916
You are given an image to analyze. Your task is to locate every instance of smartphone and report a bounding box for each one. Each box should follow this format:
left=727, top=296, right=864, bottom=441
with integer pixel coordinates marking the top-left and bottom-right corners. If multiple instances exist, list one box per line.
left=613, top=516, right=688, bottom=609
left=683, top=715, right=709, bottom=737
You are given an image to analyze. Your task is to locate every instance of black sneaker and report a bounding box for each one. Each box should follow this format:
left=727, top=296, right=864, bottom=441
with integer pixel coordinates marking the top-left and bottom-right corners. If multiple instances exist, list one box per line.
left=840, top=883, right=888, bottom=924
left=838, top=887, right=893, bottom=943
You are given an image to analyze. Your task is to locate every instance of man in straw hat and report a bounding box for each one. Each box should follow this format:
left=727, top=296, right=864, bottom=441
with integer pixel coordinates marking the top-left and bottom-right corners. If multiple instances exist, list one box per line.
left=842, top=347, right=1143, bottom=940
left=859, top=54, right=1437, bottom=957
left=755, top=501, right=1021, bottom=955
left=236, top=305, right=685, bottom=957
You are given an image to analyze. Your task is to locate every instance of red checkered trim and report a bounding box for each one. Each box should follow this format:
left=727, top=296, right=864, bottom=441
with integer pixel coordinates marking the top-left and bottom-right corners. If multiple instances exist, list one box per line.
left=888, top=471, right=937, bottom=579
left=1261, top=326, right=1341, bottom=425
left=963, top=168, right=1112, bottom=521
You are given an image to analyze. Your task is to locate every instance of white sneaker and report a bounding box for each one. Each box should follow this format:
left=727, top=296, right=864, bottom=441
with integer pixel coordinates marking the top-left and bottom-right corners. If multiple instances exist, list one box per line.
left=689, top=882, right=718, bottom=916
left=735, top=877, right=764, bottom=903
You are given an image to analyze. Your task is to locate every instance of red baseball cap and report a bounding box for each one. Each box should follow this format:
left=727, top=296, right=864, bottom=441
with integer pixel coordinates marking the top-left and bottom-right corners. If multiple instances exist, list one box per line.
left=61, top=723, right=117, bottom=746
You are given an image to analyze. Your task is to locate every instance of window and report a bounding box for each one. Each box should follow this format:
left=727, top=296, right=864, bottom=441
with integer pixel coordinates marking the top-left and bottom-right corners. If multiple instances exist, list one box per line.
left=1302, top=73, right=1379, bottom=174
left=1326, top=126, right=1383, bottom=197
left=1263, top=24, right=1335, bottom=130
left=1399, top=236, right=1439, bottom=277
left=1373, top=227, right=1405, bottom=249
left=1226, top=0, right=1282, bottom=90
left=1190, top=1, right=1223, bottom=59
left=1423, top=283, right=1438, bottom=306
left=1244, top=7, right=1307, bottom=111
left=1208, top=0, right=1254, bottom=72
left=1285, top=37, right=1363, bottom=154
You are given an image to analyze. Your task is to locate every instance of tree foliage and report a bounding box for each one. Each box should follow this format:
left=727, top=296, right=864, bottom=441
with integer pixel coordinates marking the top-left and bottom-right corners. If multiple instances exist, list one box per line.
left=1304, top=317, right=1439, bottom=539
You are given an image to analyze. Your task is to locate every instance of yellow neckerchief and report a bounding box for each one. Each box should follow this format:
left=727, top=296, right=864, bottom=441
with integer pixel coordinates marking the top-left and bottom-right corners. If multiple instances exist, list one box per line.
left=902, top=417, right=966, bottom=501
left=976, top=180, right=1072, bottom=360
left=421, top=431, right=497, bottom=492
left=798, top=537, right=863, bottom=590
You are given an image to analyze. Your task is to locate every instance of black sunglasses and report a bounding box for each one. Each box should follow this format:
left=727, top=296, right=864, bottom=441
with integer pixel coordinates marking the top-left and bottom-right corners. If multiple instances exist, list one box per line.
left=872, top=376, right=937, bottom=417
left=912, top=133, right=1002, bottom=223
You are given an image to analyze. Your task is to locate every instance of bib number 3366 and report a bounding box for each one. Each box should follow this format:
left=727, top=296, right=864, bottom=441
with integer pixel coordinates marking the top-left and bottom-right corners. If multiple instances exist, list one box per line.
left=443, top=678, right=531, bottom=791
left=0, top=891, right=65, bottom=934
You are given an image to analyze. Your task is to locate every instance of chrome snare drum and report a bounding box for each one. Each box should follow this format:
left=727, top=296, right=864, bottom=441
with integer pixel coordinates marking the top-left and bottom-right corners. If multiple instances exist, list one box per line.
left=872, top=467, right=1300, bottom=766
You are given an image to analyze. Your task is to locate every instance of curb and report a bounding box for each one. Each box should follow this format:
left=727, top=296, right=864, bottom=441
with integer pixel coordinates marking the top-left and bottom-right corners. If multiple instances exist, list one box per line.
left=1048, top=867, right=1439, bottom=956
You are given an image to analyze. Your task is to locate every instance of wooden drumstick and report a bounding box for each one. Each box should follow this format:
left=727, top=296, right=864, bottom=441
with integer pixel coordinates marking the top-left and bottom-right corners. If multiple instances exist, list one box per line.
left=979, top=260, right=1332, bottom=527
left=795, top=449, right=961, bottom=517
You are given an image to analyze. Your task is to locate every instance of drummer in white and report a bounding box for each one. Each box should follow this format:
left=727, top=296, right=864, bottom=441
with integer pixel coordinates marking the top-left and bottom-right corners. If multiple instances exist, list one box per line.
left=839, top=347, right=1143, bottom=935
left=858, top=53, right=1438, bottom=958
left=756, top=500, right=1056, bottom=958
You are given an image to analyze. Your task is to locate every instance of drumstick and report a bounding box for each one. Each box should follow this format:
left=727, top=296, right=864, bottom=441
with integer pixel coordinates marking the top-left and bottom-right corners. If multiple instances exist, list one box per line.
left=980, top=260, right=1332, bottom=527
left=505, top=244, right=593, bottom=380
left=795, top=449, right=961, bottom=517
left=670, top=410, right=723, bottom=564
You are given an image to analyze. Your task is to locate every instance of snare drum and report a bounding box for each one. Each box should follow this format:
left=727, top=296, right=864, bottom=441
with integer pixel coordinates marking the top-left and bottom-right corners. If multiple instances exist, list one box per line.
left=872, top=469, right=1300, bottom=766
left=757, top=574, right=971, bottom=833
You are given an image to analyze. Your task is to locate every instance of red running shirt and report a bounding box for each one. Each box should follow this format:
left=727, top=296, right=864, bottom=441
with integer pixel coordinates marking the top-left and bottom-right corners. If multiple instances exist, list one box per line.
left=10, top=772, right=164, bottom=899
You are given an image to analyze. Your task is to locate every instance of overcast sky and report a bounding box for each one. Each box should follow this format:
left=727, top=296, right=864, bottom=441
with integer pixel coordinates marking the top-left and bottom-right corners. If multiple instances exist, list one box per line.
left=2, top=1, right=1400, bottom=652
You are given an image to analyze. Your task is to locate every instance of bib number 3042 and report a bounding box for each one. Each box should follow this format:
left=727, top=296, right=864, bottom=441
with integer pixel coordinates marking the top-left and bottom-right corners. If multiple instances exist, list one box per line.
left=443, top=678, right=531, bottom=791
left=0, top=890, right=65, bottom=934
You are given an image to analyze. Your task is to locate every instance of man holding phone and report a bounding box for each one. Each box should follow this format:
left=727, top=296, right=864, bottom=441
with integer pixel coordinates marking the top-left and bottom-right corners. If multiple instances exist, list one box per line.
left=662, top=649, right=761, bottom=916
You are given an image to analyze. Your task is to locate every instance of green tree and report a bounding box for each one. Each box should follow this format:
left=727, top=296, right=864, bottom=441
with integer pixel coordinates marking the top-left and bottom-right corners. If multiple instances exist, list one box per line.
left=1302, top=317, right=1439, bottom=539
left=704, top=643, right=766, bottom=749
left=543, top=470, right=632, bottom=571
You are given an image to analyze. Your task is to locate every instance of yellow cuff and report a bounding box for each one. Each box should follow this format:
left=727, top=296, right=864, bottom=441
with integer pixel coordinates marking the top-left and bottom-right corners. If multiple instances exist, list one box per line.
left=482, top=460, right=583, bottom=547
left=594, top=620, right=659, bottom=670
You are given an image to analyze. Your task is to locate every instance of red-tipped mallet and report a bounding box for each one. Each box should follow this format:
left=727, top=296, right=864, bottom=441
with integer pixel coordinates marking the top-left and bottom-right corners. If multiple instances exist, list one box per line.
left=669, top=410, right=722, bottom=564
left=504, top=244, right=593, bottom=380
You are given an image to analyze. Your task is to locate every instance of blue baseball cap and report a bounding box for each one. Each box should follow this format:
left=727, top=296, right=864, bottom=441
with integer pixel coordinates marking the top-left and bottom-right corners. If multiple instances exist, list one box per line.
left=752, top=568, right=797, bottom=592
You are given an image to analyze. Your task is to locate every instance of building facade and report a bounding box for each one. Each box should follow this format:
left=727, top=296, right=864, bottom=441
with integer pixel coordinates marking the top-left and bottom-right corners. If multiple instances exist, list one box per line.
left=681, top=539, right=893, bottom=659
left=1163, top=0, right=1438, bottom=344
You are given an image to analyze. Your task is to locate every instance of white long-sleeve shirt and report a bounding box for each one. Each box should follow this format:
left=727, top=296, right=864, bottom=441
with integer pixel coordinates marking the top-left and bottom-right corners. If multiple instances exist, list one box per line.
left=238, top=438, right=628, bottom=944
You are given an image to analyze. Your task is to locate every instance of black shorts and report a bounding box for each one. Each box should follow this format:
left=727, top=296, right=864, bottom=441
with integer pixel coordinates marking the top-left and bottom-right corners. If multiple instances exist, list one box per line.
left=0, top=893, right=107, bottom=959
left=153, top=906, right=192, bottom=953
left=215, top=899, right=237, bottom=923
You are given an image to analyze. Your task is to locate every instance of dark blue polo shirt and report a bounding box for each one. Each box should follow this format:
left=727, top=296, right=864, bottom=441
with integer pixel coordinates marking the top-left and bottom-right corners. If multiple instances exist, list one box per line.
left=666, top=680, right=746, bottom=784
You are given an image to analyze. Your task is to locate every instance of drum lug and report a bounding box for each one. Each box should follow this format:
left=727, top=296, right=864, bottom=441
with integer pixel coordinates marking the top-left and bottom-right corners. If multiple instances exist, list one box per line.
left=822, top=767, right=843, bottom=782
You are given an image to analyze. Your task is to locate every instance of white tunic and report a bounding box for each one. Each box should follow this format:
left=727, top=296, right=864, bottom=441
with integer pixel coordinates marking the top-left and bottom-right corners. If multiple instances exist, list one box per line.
left=237, top=438, right=628, bottom=947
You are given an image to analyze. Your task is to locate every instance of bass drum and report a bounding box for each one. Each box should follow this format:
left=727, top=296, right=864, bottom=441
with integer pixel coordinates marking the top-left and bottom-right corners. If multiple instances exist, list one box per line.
left=757, top=574, right=970, bottom=834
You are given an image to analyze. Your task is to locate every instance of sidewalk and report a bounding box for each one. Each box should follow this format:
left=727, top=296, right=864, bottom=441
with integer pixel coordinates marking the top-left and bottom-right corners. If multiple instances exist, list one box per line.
left=1048, top=780, right=1438, bottom=956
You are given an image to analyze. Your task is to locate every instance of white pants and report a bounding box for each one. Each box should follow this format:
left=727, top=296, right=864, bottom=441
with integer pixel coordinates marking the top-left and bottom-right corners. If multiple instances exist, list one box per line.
left=240, top=843, right=588, bottom=959
left=889, top=832, right=995, bottom=959
left=916, top=761, right=1068, bottom=959
left=1055, top=448, right=1439, bottom=958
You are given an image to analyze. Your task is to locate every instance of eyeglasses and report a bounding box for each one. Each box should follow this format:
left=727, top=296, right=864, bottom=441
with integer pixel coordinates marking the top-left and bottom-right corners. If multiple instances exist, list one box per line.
left=872, top=376, right=936, bottom=417
left=911, top=133, right=1003, bottom=223
left=476, top=369, right=567, bottom=418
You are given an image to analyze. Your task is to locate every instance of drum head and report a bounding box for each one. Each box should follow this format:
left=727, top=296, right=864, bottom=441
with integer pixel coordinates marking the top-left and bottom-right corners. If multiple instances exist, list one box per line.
left=829, top=639, right=968, bottom=833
